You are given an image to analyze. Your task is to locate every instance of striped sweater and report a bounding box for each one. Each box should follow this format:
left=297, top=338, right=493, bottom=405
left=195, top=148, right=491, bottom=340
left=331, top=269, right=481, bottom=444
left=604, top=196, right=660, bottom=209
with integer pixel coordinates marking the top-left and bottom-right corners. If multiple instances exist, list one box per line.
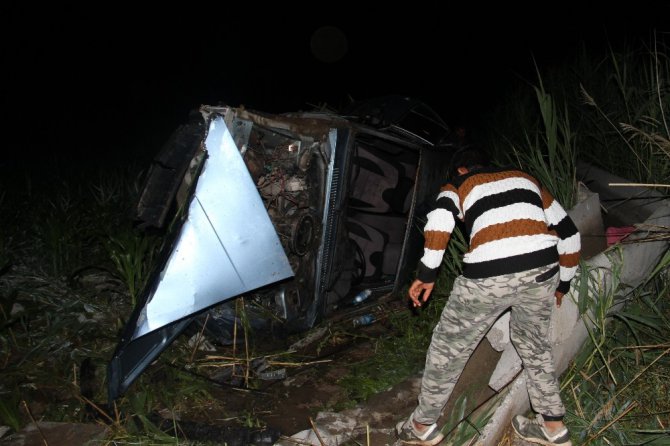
left=417, top=167, right=581, bottom=293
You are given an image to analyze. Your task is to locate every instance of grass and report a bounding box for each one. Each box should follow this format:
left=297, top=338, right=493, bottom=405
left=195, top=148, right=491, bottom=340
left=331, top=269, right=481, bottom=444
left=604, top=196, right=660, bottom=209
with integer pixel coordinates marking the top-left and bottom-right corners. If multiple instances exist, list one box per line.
left=561, top=260, right=670, bottom=445
left=335, top=305, right=441, bottom=406
left=440, top=392, right=503, bottom=446
left=0, top=164, right=222, bottom=444
left=106, top=227, right=160, bottom=306
left=577, top=35, right=670, bottom=186
left=506, top=64, right=579, bottom=209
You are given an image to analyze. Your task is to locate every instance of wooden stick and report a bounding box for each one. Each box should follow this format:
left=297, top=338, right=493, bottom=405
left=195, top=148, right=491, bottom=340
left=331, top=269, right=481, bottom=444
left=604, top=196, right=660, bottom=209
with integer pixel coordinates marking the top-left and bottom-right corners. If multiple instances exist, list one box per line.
left=584, top=401, right=638, bottom=445
left=22, top=400, right=48, bottom=446
left=608, top=182, right=670, bottom=188
left=189, top=313, right=209, bottom=363
left=268, top=359, right=333, bottom=367
left=243, top=300, right=251, bottom=387
left=203, top=350, right=298, bottom=361
left=74, top=394, right=115, bottom=424
left=309, top=417, right=327, bottom=446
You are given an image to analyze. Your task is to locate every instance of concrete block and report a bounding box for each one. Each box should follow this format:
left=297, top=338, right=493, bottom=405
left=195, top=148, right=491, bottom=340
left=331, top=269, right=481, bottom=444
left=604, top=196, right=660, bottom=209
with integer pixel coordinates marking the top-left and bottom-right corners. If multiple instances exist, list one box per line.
left=488, top=343, right=522, bottom=391
left=569, top=182, right=607, bottom=259
left=486, top=311, right=511, bottom=352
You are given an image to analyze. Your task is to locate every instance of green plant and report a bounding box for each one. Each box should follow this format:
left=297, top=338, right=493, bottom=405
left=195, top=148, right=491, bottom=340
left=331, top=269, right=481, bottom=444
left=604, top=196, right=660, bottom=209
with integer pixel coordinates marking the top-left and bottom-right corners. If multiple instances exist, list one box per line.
left=107, top=228, right=159, bottom=306
left=0, top=394, right=21, bottom=433
left=336, top=272, right=458, bottom=406
left=577, top=34, right=670, bottom=186
left=507, top=69, right=578, bottom=209
left=560, top=252, right=670, bottom=445
left=90, top=171, right=124, bottom=210
left=563, top=256, right=625, bottom=391
left=336, top=300, right=443, bottom=406
left=440, top=391, right=501, bottom=446
left=88, top=164, right=147, bottom=231
left=106, top=392, right=181, bottom=445
left=0, top=163, right=220, bottom=444
left=238, top=409, right=264, bottom=428
left=31, top=187, right=89, bottom=277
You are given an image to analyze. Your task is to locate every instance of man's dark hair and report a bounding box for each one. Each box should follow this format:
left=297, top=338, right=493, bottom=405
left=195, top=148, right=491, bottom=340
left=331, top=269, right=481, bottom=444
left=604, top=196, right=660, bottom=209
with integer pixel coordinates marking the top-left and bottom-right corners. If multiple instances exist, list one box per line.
left=448, top=146, right=489, bottom=179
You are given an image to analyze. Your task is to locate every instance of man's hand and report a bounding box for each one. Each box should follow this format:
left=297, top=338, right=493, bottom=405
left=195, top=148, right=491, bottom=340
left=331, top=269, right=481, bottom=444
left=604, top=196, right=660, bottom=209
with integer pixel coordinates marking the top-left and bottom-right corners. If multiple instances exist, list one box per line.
left=555, top=291, right=565, bottom=308
left=408, top=279, right=435, bottom=307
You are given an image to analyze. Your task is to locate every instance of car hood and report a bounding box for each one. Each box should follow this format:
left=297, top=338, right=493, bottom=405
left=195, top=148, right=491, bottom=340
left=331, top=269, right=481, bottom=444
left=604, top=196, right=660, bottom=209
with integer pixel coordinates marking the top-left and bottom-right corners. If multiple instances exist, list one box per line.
left=107, top=113, right=294, bottom=401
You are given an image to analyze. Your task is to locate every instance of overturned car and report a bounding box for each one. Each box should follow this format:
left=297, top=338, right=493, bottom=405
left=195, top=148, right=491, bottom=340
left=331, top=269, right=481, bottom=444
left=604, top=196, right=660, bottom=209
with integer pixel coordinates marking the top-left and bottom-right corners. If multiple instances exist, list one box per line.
left=108, top=96, right=458, bottom=400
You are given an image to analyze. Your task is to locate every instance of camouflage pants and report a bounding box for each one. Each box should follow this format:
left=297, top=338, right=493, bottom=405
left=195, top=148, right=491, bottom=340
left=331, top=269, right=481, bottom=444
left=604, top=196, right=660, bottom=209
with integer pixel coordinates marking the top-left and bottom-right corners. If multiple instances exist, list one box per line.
left=411, top=263, right=565, bottom=424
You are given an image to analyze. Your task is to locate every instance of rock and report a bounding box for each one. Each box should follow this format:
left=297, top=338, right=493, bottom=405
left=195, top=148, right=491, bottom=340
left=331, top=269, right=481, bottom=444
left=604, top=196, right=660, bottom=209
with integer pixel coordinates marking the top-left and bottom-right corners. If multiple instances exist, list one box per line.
left=0, top=422, right=108, bottom=446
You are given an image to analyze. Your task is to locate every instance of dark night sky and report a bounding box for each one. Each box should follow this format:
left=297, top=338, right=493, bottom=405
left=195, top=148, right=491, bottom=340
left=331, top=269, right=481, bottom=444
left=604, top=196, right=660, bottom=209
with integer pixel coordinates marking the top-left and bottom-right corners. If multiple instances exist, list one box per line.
left=2, top=4, right=668, bottom=174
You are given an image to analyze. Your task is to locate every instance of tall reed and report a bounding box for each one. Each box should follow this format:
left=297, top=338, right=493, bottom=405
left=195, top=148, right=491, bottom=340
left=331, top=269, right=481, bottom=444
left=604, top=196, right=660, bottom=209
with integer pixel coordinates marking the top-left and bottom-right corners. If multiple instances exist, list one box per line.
left=576, top=33, right=670, bottom=187
left=506, top=68, right=578, bottom=209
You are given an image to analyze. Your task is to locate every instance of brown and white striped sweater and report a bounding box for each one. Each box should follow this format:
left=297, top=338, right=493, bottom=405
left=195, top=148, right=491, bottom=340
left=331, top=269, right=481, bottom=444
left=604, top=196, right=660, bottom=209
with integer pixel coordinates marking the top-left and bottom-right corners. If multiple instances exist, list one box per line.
left=417, top=167, right=581, bottom=293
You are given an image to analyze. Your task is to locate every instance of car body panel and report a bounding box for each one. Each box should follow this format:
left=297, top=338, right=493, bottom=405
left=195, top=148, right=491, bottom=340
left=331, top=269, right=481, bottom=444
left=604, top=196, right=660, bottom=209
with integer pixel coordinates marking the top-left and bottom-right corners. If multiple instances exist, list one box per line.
left=135, top=116, right=295, bottom=338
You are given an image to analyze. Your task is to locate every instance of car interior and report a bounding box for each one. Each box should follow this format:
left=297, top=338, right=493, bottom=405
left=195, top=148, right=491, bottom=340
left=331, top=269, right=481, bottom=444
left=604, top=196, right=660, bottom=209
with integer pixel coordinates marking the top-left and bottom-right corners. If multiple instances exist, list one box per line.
left=345, top=133, right=419, bottom=290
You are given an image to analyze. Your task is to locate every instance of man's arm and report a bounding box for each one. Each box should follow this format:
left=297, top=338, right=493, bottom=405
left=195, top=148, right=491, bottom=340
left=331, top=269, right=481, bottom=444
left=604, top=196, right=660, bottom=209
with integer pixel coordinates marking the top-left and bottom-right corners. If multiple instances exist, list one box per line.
left=412, top=185, right=460, bottom=303
left=541, top=188, right=581, bottom=300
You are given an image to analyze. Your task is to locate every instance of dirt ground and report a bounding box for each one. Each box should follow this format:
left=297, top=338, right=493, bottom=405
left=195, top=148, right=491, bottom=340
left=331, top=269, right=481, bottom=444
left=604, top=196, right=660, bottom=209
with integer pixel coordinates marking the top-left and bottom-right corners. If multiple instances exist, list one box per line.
left=170, top=299, right=508, bottom=446
left=1, top=296, right=526, bottom=446
left=181, top=309, right=419, bottom=444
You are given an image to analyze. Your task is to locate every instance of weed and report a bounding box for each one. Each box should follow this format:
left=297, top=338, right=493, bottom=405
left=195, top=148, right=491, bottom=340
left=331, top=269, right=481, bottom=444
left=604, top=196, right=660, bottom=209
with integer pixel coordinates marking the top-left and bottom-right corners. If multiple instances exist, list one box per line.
left=0, top=393, right=21, bottom=433
left=561, top=253, right=670, bottom=445
left=578, top=35, right=670, bottom=186
left=506, top=68, right=578, bottom=209
left=440, top=391, right=502, bottom=446
left=106, top=227, right=159, bottom=306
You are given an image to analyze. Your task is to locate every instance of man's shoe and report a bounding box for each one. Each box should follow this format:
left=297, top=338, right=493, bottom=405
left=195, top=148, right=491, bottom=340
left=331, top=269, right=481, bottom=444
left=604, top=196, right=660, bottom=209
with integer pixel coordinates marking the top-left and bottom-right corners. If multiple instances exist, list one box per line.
left=512, top=414, right=572, bottom=446
left=395, top=418, right=444, bottom=445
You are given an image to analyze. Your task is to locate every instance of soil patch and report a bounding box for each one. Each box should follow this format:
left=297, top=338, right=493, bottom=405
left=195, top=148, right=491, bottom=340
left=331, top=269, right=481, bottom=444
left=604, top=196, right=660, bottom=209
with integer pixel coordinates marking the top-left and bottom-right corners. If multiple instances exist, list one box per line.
left=171, top=297, right=506, bottom=445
